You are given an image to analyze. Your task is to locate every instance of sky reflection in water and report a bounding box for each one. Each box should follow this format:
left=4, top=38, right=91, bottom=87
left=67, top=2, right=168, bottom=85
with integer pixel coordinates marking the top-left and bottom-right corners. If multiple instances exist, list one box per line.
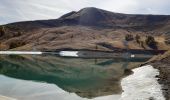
left=0, top=55, right=150, bottom=100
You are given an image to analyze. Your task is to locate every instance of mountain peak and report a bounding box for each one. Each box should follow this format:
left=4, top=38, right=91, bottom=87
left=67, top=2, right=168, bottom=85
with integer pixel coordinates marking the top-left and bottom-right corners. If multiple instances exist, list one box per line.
left=6, top=7, right=170, bottom=31
left=58, top=7, right=170, bottom=28
left=79, top=7, right=99, bottom=12
left=78, top=7, right=106, bottom=16
left=59, top=7, right=113, bottom=26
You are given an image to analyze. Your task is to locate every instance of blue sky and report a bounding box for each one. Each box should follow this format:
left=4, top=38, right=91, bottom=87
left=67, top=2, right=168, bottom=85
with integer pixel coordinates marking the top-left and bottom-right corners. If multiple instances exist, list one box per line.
left=0, top=0, right=170, bottom=25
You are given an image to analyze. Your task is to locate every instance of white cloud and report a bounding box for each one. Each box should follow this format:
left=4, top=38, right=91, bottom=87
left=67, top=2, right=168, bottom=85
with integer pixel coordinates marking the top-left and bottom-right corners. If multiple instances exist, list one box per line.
left=0, top=0, right=170, bottom=25
left=97, top=0, right=138, bottom=13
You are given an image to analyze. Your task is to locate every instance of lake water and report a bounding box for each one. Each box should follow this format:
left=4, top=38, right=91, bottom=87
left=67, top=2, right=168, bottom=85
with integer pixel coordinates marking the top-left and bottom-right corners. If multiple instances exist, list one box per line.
left=0, top=55, right=151, bottom=100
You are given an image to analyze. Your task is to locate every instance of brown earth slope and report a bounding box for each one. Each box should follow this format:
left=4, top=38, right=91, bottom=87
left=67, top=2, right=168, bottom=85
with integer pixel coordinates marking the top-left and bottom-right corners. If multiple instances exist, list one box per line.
left=0, top=7, right=170, bottom=51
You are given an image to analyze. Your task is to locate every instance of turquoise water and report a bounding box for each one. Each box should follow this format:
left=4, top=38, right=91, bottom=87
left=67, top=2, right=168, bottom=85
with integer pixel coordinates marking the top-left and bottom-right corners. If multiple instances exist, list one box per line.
left=0, top=55, right=150, bottom=100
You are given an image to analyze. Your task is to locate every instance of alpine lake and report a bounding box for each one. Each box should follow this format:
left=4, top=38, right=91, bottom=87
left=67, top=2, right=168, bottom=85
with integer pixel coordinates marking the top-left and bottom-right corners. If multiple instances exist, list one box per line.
left=0, top=54, right=151, bottom=100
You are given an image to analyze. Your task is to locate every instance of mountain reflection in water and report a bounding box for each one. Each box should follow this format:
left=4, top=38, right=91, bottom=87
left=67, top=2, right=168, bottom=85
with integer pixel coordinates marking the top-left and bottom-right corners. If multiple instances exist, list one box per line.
left=0, top=55, right=151, bottom=99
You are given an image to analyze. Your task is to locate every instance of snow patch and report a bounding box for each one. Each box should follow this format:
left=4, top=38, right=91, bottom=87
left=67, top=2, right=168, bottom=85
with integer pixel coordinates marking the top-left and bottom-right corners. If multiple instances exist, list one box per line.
left=0, top=51, right=42, bottom=55
left=121, top=65, right=165, bottom=100
left=131, top=54, right=135, bottom=58
left=59, top=51, right=78, bottom=57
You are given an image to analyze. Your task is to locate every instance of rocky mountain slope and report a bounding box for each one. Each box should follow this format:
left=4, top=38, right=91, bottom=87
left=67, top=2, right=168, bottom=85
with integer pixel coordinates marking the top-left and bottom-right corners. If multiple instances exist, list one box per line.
left=0, top=7, right=170, bottom=51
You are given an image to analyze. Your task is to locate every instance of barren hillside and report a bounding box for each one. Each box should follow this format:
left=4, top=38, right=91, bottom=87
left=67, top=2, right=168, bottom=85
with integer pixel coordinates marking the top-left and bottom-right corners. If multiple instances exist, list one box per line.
left=0, top=7, right=170, bottom=51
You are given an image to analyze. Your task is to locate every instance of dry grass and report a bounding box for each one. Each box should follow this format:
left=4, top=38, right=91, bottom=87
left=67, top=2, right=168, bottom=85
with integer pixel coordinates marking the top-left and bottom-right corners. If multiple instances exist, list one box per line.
left=0, top=26, right=170, bottom=51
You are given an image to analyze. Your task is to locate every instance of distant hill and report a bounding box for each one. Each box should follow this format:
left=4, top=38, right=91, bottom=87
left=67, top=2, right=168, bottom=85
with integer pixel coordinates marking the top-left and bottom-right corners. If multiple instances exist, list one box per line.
left=0, top=7, right=170, bottom=51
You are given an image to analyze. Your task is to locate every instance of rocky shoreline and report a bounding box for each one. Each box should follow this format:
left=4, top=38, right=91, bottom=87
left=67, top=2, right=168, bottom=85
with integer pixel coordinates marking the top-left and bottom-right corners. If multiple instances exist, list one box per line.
left=142, top=51, right=170, bottom=100
left=149, top=56, right=170, bottom=100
